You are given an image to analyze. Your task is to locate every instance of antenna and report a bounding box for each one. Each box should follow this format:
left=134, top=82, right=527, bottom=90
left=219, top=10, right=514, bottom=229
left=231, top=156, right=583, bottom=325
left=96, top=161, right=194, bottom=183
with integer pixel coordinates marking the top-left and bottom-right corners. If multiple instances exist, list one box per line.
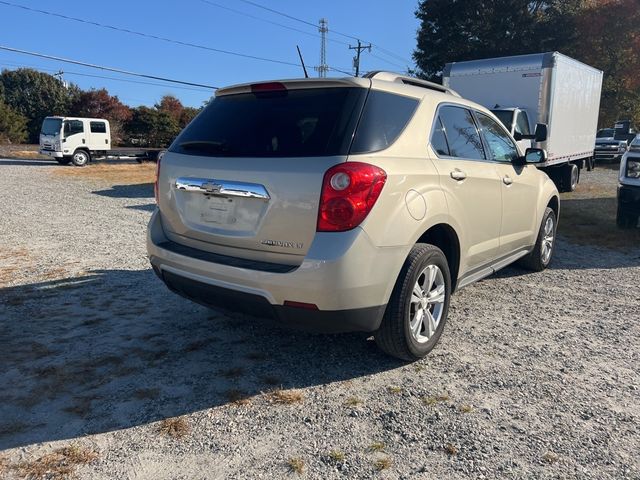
left=296, top=45, right=309, bottom=78
left=314, top=18, right=329, bottom=78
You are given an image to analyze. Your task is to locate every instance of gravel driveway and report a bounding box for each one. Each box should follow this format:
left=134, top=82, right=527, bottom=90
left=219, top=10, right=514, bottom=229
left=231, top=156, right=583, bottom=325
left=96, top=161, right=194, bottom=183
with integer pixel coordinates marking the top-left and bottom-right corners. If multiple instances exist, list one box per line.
left=0, top=159, right=638, bottom=479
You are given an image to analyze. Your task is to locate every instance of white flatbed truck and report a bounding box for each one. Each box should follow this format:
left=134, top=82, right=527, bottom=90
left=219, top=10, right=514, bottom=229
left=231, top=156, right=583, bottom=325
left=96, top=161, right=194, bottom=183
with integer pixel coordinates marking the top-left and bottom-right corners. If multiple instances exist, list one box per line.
left=443, top=52, right=603, bottom=192
left=39, top=116, right=162, bottom=166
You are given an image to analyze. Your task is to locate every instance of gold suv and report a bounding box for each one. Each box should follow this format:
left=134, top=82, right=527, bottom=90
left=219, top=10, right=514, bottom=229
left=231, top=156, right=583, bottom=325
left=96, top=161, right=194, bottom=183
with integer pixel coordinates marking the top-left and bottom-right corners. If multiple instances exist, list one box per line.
left=147, top=72, right=559, bottom=360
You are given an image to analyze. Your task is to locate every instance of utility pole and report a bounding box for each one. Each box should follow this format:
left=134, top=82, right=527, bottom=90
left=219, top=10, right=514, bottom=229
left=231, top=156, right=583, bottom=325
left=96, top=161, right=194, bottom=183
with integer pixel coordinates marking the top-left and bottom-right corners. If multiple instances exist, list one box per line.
left=53, top=69, right=68, bottom=89
left=314, top=18, right=329, bottom=78
left=349, top=40, right=371, bottom=77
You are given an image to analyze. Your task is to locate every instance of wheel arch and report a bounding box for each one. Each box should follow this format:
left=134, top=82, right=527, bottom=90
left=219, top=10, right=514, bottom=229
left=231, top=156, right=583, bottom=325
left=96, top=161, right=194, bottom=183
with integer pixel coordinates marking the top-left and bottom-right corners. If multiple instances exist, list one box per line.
left=416, top=223, right=461, bottom=292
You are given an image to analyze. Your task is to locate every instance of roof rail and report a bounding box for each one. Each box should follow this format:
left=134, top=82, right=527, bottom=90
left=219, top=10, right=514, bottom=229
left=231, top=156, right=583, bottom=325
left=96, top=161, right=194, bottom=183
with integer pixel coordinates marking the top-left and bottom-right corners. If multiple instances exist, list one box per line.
left=364, top=71, right=460, bottom=97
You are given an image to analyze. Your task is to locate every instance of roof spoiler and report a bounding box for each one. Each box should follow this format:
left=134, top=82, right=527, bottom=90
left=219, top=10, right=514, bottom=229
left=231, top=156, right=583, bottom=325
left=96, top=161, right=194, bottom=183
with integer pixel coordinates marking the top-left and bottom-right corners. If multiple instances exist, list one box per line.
left=364, top=71, right=460, bottom=97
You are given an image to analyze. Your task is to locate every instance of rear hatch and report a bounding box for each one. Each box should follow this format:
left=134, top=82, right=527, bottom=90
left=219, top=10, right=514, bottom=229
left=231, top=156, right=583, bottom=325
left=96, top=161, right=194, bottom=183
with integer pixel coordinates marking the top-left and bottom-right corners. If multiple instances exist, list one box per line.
left=158, top=79, right=369, bottom=266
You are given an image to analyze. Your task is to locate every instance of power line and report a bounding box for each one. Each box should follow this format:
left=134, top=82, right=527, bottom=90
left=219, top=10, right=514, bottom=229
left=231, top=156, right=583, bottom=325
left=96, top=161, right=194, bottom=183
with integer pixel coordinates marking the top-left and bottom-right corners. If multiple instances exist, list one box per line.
left=0, top=45, right=218, bottom=89
left=0, top=0, right=301, bottom=68
left=197, top=0, right=350, bottom=47
left=0, top=60, right=212, bottom=92
left=236, top=0, right=413, bottom=65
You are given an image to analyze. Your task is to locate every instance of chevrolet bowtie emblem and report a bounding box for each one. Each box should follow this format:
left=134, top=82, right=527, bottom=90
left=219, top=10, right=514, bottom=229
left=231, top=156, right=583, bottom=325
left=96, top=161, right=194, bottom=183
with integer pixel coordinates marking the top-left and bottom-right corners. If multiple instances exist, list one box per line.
left=202, top=182, right=222, bottom=194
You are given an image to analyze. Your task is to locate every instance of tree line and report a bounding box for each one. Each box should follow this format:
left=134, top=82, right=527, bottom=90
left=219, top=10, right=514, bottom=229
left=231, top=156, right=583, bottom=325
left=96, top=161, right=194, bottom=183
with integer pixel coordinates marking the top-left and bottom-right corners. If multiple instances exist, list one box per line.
left=413, top=0, right=640, bottom=127
left=0, top=68, right=203, bottom=145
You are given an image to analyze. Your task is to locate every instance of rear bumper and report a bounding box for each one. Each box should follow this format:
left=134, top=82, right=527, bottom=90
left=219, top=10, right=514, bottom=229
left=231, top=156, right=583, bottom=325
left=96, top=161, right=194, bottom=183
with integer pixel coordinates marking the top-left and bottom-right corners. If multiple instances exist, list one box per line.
left=39, top=149, right=63, bottom=158
left=618, top=184, right=640, bottom=213
left=147, top=210, right=407, bottom=333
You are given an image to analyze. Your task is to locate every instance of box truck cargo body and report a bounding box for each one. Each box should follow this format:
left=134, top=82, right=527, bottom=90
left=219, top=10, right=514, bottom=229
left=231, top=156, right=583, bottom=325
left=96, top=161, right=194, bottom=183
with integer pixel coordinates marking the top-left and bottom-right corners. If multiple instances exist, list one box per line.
left=443, top=52, right=603, bottom=192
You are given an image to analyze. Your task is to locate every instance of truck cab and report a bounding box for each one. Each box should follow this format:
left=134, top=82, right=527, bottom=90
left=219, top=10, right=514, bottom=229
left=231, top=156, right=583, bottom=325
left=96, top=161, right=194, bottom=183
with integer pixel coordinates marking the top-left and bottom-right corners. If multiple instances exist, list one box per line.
left=40, top=116, right=111, bottom=166
left=491, top=107, right=534, bottom=152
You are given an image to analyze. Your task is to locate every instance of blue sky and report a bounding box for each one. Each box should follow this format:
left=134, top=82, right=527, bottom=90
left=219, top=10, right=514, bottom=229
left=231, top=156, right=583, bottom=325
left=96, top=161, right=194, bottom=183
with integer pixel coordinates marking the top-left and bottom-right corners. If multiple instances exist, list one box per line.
left=0, top=0, right=420, bottom=107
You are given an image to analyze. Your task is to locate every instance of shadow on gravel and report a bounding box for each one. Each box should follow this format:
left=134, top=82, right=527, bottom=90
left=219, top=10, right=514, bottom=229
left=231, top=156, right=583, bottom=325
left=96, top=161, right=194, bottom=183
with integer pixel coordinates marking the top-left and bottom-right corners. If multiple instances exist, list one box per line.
left=92, top=183, right=154, bottom=199
left=0, top=159, right=57, bottom=166
left=126, top=204, right=156, bottom=212
left=0, top=269, right=400, bottom=450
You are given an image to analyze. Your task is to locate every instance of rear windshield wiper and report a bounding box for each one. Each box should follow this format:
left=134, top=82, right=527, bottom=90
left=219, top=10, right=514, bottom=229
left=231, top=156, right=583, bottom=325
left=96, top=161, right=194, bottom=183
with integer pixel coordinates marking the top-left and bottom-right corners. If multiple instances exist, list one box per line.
left=178, top=140, right=229, bottom=153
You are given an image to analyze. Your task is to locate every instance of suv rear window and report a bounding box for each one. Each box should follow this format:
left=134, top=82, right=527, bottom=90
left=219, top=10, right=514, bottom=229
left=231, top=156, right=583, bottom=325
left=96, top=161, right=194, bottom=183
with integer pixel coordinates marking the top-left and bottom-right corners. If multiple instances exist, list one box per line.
left=170, top=87, right=367, bottom=158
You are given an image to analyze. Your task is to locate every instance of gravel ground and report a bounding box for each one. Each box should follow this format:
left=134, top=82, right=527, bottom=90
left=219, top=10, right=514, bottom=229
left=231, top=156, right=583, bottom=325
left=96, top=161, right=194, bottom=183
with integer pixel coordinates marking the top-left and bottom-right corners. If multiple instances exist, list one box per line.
left=0, top=159, right=639, bottom=479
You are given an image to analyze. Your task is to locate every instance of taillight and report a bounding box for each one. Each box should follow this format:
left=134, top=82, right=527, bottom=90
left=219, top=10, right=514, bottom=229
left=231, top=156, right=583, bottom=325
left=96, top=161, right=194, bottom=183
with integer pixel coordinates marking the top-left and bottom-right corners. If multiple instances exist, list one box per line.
left=317, top=162, right=387, bottom=232
left=154, top=155, right=161, bottom=204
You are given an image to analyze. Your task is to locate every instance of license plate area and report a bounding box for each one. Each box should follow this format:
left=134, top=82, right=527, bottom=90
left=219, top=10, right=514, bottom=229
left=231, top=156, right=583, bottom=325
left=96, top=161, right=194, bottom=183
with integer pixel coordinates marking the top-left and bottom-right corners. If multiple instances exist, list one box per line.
left=201, top=195, right=236, bottom=225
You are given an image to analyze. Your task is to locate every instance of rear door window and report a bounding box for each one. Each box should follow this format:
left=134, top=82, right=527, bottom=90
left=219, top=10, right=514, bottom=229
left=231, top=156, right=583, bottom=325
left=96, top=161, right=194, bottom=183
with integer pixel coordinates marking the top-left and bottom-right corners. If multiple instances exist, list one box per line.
left=64, top=120, right=84, bottom=136
left=90, top=121, right=107, bottom=133
left=435, top=106, right=485, bottom=160
left=350, top=91, right=419, bottom=154
left=430, top=117, right=450, bottom=156
left=170, top=87, right=367, bottom=157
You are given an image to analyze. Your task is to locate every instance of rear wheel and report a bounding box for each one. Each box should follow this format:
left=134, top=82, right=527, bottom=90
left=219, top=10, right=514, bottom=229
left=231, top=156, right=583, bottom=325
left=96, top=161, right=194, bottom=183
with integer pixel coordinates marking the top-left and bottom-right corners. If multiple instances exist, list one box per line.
left=71, top=150, right=90, bottom=167
left=518, top=207, right=556, bottom=271
left=616, top=206, right=638, bottom=229
left=375, top=244, right=451, bottom=361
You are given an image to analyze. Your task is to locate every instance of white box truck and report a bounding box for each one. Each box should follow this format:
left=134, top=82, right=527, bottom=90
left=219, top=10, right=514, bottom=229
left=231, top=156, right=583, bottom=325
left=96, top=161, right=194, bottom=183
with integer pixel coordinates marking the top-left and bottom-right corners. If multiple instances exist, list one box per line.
left=39, top=116, right=162, bottom=166
left=443, top=52, right=603, bottom=192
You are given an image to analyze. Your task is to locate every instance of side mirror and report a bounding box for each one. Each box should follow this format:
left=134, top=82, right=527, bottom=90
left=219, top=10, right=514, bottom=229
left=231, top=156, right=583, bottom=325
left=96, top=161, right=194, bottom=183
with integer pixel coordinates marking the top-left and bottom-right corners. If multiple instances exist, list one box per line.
left=524, top=147, right=547, bottom=164
left=534, top=123, right=548, bottom=142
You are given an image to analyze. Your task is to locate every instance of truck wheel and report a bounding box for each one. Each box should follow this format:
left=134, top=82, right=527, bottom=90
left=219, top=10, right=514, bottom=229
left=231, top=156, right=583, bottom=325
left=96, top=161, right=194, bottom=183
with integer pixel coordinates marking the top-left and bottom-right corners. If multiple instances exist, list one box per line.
left=57, top=157, right=71, bottom=165
left=375, top=244, right=451, bottom=361
left=72, top=150, right=90, bottom=167
left=566, top=164, right=579, bottom=192
left=616, top=206, right=638, bottom=229
left=518, top=207, right=556, bottom=272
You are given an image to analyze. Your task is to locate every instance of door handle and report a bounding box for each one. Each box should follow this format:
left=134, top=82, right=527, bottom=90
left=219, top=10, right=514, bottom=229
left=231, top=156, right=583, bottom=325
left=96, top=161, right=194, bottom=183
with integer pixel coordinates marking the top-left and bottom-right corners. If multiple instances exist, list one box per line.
left=82, top=138, right=86, bottom=144
left=450, top=169, right=467, bottom=181
left=503, top=175, right=513, bottom=185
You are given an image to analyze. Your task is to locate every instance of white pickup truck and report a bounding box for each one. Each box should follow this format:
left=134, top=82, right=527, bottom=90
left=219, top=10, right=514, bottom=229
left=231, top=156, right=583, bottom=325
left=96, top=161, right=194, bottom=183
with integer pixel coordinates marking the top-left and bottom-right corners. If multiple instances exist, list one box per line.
left=39, top=116, right=161, bottom=166
left=443, top=52, right=603, bottom=192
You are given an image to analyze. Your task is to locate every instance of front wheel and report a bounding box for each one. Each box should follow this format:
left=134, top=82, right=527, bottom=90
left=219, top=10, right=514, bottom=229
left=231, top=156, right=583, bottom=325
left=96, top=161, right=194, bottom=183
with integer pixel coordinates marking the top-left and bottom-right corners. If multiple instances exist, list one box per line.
left=71, top=150, right=90, bottom=167
left=375, top=244, right=451, bottom=361
left=518, top=207, right=557, bottom=272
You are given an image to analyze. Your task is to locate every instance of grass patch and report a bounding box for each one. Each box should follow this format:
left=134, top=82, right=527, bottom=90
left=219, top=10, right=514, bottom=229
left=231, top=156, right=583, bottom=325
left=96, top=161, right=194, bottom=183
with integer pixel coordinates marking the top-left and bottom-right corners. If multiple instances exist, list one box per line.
left=344, top=396, right=363, bottom=407
left=542, top=451, right=560, bottom=464
left=374, top=457, right=392, bottom=471
left=422, top=394, right=450, bottom=406
left=368, top=441, right=385, bottom=453
left=157, top=417, right=190, bottom=439
left=328, top=450, right=345, bottom=463
left=287, top=457, right=305, bottom=474
left=387, top=386, right=402, bottom=394
left=52, top=163, right=156, bottom=185
left=14, top=444, right=98, bottom=480
left=559, top=172, right=640, bottom=250
left=458, top=404, right=473, bottom=413
left=266, top=388, right=304, bottom=405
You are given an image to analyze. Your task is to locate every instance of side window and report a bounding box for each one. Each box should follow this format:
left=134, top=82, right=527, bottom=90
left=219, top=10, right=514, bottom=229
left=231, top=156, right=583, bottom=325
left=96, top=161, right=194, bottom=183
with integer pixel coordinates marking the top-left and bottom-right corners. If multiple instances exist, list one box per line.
left=430, top=117, right=450, bottom=156
left=515, top=111, right=531, bottom=136
left=350, top=91, right=419, bottom=154
left=476, top=113, right=520, bottom=163
left=64, top=120, right=84, bottom=136
left=90, top=121, right=107, bottom=134
left=437, top=106, right=485, bottom=160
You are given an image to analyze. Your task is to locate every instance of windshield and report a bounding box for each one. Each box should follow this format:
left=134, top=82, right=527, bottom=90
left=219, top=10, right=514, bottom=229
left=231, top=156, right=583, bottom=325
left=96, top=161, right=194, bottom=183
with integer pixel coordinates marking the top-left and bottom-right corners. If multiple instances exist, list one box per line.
left=41, top=118, right=62, bottom=136
left=630, top=136, right=640, bottom=147
left=490, top=110, right=514, bottom=131
left=597, top=129, right=615, bottom=138
left=170, top=87, right=367, bottom=158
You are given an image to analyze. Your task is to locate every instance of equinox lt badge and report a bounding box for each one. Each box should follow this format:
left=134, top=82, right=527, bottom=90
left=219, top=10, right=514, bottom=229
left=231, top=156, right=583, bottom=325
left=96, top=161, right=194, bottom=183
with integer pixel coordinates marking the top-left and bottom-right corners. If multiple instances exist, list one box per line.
left=261, top=239, right=303, bottom=249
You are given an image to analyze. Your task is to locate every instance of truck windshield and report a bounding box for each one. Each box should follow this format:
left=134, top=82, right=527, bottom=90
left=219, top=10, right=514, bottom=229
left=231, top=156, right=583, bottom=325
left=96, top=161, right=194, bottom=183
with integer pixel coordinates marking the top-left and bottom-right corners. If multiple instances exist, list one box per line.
left=597, top=129, right=615, bottom=138
left=41, top=118, right=62, bottom=136
left=491, top=110, right=514, bottom=132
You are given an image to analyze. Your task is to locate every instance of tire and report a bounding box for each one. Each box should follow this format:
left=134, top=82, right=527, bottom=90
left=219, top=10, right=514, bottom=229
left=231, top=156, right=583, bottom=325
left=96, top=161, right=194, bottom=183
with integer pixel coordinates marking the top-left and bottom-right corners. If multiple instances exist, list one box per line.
left=518, top=207, right=557, bottom=272
left=375, top=244, right=451, bottom=361
left=568, top=164, right=579, bottom=191
left=57, top=157, right=71, bottom=165
left=71, top=150, right=90, bottom=167
left=616, top=206, right=638, bottom=229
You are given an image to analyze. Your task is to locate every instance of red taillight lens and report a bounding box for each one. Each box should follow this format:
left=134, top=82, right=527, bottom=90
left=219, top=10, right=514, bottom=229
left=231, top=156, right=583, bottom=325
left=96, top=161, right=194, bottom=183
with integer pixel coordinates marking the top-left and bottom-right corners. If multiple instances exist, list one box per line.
left=317, top=162, right=387, bottom=232
left=154, top=155, right=161, bottom=204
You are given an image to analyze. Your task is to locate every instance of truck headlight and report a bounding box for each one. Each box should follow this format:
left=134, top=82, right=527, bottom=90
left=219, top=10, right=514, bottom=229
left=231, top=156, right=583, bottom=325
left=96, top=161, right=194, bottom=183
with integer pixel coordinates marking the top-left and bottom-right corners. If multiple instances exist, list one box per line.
left=627, top=159, right=640, bottom=178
